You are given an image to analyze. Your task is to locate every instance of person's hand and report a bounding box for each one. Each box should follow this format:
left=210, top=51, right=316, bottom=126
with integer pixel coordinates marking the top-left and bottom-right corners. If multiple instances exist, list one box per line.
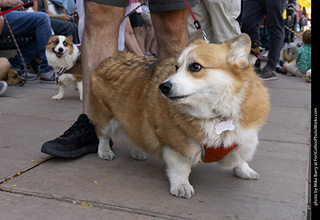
left=58, top=14, right=71, bottom=22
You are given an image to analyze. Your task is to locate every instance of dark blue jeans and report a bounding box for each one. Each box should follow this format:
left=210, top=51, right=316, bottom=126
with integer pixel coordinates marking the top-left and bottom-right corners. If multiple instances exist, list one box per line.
left=1, top=11, right=53, bottom=72
left=241, top=0, right=286, bottom=70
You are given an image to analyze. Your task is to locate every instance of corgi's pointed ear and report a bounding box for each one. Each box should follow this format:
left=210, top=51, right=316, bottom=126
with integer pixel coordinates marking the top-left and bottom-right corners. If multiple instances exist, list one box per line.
left=48, top=35, right=57, bottom=43
left=224, top=34, right=251, bottom=68
left=187, top=30, right=208, bottom=46
left=66, top=35, right=73, bottom=42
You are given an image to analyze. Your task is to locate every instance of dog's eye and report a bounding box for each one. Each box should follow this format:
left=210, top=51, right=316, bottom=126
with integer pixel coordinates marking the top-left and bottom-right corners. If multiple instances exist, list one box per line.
left=54, top=40, right=59, bottom=44
left=63, top=41, right=68, bottom=46
left=13, top=75, right=18, bottom=78
left=175, top=65, right=179, bottom=71
left=188, top=63, right=202, bottom=72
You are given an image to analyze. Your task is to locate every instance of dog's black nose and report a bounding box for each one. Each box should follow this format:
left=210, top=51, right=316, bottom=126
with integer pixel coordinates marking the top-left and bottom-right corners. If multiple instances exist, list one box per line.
left=58, top=47, right=63, bottom=52
left=159, top=81, right=172, bottom=96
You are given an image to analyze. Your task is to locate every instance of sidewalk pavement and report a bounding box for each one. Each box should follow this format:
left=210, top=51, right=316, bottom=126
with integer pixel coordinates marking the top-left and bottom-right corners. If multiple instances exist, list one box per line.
left=0, top=71, right=311, bottom=219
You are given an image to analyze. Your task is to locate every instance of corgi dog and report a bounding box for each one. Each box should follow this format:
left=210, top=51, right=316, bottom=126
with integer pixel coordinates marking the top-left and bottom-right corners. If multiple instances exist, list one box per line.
left=90, top=34, right=270, bottom=198
left=2, top=69, right=24, bottom=85
left=46, top=35, right=83, bottom=101
left=281, top=42, right=299, bottom=63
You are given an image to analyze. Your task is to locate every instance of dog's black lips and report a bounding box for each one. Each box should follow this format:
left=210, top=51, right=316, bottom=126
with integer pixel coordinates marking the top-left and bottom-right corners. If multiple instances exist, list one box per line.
left=168, top=95, right=190, bottom=101
left=52, top=48, right=64, bottom=58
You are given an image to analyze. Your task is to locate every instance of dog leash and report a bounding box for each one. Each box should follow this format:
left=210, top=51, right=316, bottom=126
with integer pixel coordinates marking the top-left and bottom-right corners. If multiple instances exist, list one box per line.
left=183, top=0, right=209, bottom=43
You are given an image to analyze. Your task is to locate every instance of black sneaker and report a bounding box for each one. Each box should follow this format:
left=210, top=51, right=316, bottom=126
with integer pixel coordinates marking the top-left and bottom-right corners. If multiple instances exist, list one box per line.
left=258, top=66, right=278, bottom=81
left=41, top=114, right=105, bottom=158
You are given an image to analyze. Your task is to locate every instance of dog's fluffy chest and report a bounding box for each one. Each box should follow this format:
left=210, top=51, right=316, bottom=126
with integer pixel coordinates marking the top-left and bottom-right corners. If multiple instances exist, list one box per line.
left=199, top=118, right=240, bottom=148
left=47, top=52, right=76, bottom=72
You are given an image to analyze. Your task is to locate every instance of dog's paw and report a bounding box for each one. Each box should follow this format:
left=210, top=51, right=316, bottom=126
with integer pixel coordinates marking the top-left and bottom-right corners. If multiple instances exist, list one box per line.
left=98, top=149, right=115, bottom=160
left=233, top=165, right=259, bottom=180
left=170, top=183, right=195, bottom=199
left=52, top=94, right=63, bottom=100
left=130, top=147, right=148, bottom=161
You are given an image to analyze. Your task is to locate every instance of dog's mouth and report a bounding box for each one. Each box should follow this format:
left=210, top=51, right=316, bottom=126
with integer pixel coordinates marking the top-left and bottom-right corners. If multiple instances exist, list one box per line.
left=168, top=94, right=190, bottom=101
left=52, top=48, right=64, bottom=58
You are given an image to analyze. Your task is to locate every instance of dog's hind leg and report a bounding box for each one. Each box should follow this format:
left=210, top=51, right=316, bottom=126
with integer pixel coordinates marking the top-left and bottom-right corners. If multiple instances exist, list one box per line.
left=90, top=90, right=116, bottom=160
left=130, top=143, right=148, bottom=161
left=77, top=81, right=83, bottom=101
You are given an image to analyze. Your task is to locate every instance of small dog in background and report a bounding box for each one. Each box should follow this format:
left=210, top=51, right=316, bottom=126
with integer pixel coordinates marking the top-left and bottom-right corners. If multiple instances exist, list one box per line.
left=46, top=35, right=83, bottom=101
left=281, top=42, right=301, bottom=63
left=2, top=69, right=24, bottom=86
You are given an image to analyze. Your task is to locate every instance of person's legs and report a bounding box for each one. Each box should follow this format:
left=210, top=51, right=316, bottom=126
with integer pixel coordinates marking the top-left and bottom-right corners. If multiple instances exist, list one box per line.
left=151, top=9, right=189, bottom=60
left=204, top=0, right=241, bottom=44
left=2, top=11, right=52, bottom=73
left=241, top=0, right=265, bottom=51
left=132, top=26, right=144, bottom=52
left=41, top=0, right=127, bottom=158
left=50, top=19, right=80, bottom=44
left=125, top=19, right=144, bottom=56
left=142, top=11, right=156, bottom=55
left=149, top=0, right=198, bottom=59
left=144, top=25, right=157, bottom=55
left=82, top=0, right=126, bottom=116
left=129, top=13, right=145, bottom=52
left=0, top=58, right=10, bottom=96
left=0, top=58, right=11, bottom=79
left=265, top=0, right=286, bottom=70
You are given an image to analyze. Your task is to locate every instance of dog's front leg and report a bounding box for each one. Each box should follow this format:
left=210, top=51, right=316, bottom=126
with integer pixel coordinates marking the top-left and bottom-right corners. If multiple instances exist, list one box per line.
left=52, top=84, right=66, bottom=100
left=163, top=147, right=194, bottom=199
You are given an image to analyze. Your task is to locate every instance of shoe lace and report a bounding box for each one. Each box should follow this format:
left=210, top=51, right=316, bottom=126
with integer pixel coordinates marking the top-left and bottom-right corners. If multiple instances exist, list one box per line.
left=61, top=121, right=88, bottom=138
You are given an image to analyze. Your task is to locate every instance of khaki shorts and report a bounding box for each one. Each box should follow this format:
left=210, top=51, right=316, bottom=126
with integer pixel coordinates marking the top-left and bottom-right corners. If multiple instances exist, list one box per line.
left=88, top=0, right=198, bottom=11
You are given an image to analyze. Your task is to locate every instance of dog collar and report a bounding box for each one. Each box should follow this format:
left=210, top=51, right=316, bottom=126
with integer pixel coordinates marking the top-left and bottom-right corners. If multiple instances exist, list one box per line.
left=74, top=43, right=81, bottom=48
left=57, top=67, right=67, bottom=76
left=201, top=143, right=238, bottom=163
left=57, top=45, right=81, bottom=77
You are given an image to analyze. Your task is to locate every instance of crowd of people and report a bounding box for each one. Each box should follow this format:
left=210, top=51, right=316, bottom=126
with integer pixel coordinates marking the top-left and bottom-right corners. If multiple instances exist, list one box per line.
left=0, top=0, right=312, bottom=157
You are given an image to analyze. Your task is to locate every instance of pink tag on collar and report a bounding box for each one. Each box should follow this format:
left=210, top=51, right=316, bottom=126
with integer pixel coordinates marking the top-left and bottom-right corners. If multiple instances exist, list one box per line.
left=214, top=118, right=235, bottom=135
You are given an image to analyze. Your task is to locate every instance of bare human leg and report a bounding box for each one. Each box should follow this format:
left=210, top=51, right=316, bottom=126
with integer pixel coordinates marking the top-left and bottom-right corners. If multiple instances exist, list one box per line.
left=82, top=1, right=126, bottom=116
left=41, top=1, right=126, bottom=158
left=151, top=9, right=189, bottom=60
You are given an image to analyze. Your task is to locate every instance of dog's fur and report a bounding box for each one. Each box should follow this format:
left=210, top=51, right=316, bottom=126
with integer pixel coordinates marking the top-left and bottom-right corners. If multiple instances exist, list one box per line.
left=281, top=42, right=300, bottom=63
left=90, top=34, right=270, bottom=198
left=1, top=69, right=24, bottom=85
left=46, top=35, right=83, bottom=101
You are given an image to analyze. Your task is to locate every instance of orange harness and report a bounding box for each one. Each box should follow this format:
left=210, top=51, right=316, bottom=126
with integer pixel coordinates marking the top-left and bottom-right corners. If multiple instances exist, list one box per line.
left=201, top=143, right=238, bottom=163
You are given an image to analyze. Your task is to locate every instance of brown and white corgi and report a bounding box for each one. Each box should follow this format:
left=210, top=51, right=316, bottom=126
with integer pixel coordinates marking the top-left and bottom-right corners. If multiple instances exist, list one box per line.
left=90, top=34, right=270, bottom=198
left=2, top=69, right=24, bottom=86
left=46, top=35, right=82, bottom=101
